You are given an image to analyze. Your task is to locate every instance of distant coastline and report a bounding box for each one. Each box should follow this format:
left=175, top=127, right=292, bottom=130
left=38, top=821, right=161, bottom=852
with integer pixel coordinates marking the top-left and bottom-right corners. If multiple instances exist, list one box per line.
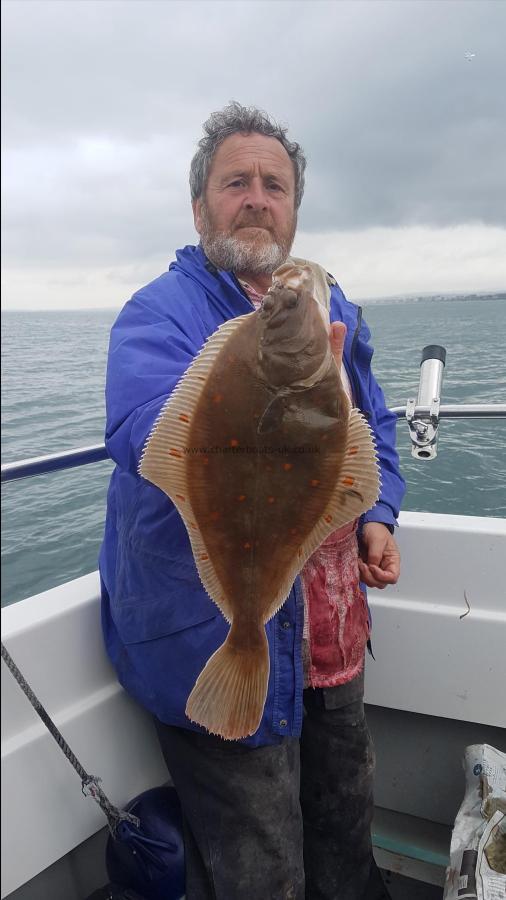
left=358, top=290, right=506, bottom=306
left=2, top=290, right=505, bottom=313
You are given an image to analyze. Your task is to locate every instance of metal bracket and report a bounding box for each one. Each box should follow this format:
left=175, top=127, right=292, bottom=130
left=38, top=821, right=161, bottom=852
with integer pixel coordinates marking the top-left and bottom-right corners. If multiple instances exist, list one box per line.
left=430, top=397, right=440, bottom=427
left=405, top=398, right=416, bottom=424
left=406, top=397, right=441, bottom=460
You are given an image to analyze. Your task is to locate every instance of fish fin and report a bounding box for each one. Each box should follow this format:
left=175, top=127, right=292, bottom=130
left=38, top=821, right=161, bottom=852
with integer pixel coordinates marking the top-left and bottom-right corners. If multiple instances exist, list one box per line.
left=139, top=312, right=251, bottom=493
left=261, top=407, right=380, bottom=625
left=139, top=313, right=252, bottom=623
left=186, top=625, right=269, bottom=740
left=303, top=406, right=380, bottom=536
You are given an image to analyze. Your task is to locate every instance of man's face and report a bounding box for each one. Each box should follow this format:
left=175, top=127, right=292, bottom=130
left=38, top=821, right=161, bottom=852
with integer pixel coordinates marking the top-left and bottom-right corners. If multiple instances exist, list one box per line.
left=193, top=132, right=297, bottom=276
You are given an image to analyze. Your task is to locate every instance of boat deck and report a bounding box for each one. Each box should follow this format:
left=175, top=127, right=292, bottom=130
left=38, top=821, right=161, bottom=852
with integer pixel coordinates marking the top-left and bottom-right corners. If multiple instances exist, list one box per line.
left=2, top=511, right=506, bottom=898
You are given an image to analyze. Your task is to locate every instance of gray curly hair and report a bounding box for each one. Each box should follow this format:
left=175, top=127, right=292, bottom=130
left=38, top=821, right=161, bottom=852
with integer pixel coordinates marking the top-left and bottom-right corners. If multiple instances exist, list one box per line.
left=189, top=101, right=306, bottom=209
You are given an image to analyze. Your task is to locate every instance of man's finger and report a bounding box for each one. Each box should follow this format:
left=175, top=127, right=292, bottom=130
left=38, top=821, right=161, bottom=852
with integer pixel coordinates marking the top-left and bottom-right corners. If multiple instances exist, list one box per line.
left=329, top=321, right=346, bottom=369
left=358, top=561, right=388, bottom=590
left=368, top=563, right=398, bottom=584
left=363, top=538, right=383, bottom=568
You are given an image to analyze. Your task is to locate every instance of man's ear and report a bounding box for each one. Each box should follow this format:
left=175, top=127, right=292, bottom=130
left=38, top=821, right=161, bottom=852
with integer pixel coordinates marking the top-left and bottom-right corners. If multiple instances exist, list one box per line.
left=193, top=199, right=203, bottom=235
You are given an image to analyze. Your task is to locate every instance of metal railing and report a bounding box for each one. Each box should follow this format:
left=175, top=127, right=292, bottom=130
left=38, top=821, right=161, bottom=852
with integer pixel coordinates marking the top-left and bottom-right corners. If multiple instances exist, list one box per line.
left=2, top=404, right=505, bottom=484
left=1, top=444, right=110, bottom=483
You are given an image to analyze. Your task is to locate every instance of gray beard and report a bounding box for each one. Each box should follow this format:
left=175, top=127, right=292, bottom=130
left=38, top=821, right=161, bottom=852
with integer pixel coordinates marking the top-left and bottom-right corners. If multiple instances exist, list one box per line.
left=198, top=203, right=295, bottom=276
left=200, top=232, right=289, bottom=276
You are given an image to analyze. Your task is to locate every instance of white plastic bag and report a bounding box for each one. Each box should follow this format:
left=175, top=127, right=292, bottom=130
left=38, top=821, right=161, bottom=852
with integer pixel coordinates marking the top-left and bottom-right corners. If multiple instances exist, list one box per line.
left=443, top=744, right=506, bottom=900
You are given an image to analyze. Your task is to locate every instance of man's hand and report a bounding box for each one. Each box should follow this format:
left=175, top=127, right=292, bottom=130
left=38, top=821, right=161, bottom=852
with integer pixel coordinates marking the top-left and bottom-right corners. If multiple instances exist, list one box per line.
left=329, top=324, right=400, bottom=589
left=358, top=523, right=400, bottom=589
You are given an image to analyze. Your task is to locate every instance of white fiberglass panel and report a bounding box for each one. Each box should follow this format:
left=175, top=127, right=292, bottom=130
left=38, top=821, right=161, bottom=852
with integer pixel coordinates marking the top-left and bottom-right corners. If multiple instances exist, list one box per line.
left=1, top=573, right=168, bottom=899
left=364, top=512, right=506, bottom=728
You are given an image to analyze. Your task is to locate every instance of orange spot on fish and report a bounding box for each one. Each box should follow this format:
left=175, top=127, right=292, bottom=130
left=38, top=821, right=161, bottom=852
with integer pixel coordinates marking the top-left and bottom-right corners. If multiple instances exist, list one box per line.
left=290, top=528, right=298, bottom=535
left=200, top=554, right=209, bottom=561
left=267, top=496, right=275, bottom=504
left=237, top=494, right=246, bottom=502
left=283, top=463, right=293, bottom=471
left=243, top=542, right=251, bottom=550
left=342, top=476, right=355, bottom=486
left=190, top=522, right=197, bottom=530
left=175, top=494, right=186, bottom=502
left=169, top=448, right=182, bottom=458
left=212, top=393, right=223, bottom=404
left=210, top=511, right=220, bottom=521
left=179, top=414, right=190, bottom=423
left=202, top=457, right=209, bottom=465
left=196, top=375, right=206, bottom=381
left=325, top=515, right=333, bottom=523
left=348, top=446, right=358, bottom=455
left=310, top=479, right=320, bottom=487
left=298, top=547, right=303, bottom=557
left=230, top=438, right=239, bottom=447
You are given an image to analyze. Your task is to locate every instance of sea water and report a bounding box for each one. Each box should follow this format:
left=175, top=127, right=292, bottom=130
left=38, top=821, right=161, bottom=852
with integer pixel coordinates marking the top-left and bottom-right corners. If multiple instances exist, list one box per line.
left=2, top=296, right=505, bottom=607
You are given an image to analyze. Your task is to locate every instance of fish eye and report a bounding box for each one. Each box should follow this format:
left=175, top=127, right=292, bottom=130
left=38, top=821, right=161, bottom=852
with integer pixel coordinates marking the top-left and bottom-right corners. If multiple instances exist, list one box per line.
left=284, top=290, right=298, bottom=308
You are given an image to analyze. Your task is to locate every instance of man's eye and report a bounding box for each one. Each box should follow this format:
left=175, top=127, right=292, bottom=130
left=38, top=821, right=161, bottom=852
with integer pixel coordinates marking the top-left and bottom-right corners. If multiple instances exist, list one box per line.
left=267, top=183, right=282, bottom=192
left=228, top=180, right=245, bottom=188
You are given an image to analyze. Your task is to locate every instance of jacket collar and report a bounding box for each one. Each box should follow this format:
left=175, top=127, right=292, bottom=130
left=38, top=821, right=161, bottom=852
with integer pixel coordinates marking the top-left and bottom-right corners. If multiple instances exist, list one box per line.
left=169, top=244, right=254, bottom=320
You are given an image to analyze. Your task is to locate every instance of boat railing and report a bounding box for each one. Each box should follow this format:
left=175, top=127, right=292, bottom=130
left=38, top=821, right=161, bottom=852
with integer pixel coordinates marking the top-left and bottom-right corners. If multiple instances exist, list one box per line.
left=1, top=444, right=110, bottom=483
left=1, top=403, right=505, bottom=483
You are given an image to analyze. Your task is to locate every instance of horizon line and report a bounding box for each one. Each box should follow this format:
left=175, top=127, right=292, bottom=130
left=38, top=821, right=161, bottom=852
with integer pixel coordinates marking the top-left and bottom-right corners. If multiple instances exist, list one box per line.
left=2, top=287, right=505, bottom=313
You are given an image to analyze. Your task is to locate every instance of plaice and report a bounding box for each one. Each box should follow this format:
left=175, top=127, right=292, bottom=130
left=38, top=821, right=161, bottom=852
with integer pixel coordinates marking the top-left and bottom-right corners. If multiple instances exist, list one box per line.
left=139, top=264, right=380, bottom=739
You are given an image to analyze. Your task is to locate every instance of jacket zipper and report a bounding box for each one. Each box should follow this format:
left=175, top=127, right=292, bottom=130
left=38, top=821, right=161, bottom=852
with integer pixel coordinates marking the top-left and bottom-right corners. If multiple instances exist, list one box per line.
left=230, top=273, right=256, bottom=309
left=204, top=254, right=255, bottom=312
left=349, top=305, right=364, bottom=412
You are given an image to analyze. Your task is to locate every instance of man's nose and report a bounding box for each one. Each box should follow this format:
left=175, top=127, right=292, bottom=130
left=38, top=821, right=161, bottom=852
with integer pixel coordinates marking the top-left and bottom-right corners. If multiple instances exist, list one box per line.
left=244, top=180, right=269, bottom=210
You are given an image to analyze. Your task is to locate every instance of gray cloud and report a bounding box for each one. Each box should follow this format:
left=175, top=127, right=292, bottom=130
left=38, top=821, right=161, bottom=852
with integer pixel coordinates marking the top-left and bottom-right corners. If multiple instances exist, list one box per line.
left=1, top=0, right=506, bottom=271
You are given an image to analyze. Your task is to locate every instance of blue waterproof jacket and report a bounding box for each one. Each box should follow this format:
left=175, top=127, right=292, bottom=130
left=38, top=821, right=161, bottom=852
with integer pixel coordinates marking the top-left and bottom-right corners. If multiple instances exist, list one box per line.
left=99, top=244, right=405, bottom=747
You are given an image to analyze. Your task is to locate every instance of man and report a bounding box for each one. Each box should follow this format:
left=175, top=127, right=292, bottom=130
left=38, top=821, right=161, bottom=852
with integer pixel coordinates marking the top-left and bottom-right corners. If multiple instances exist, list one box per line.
left=100, top=102, right=405, bottom=899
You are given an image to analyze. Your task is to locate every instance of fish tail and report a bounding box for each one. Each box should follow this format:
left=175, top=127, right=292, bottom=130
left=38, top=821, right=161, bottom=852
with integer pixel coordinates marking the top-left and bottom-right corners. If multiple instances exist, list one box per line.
left=185, top=625, right=269, bottom=740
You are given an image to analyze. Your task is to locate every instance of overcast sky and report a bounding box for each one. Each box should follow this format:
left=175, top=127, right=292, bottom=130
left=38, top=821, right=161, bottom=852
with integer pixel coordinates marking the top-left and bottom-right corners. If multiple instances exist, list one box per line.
left=2, top=0, right=506, bottom=309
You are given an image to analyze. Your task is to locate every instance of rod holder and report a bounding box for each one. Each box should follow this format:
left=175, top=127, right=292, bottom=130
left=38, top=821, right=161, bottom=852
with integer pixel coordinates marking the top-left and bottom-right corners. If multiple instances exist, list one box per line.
left=406, top=345, right=447, bottom=460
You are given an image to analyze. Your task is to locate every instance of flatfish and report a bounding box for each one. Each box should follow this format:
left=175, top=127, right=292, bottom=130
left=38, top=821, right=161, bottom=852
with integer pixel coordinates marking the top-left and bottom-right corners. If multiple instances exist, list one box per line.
left=139, top=264, right=379, bottom=739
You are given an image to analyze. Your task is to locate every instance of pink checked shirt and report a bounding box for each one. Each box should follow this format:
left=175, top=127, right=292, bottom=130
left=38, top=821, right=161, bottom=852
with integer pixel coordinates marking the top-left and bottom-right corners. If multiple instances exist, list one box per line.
left=241, top=281, right=369, bottom=689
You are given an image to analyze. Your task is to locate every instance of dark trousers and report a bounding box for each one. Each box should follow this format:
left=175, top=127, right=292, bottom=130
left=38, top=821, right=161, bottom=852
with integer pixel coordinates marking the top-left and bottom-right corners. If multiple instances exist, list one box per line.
left=155, top=671, right=390, bottom=900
